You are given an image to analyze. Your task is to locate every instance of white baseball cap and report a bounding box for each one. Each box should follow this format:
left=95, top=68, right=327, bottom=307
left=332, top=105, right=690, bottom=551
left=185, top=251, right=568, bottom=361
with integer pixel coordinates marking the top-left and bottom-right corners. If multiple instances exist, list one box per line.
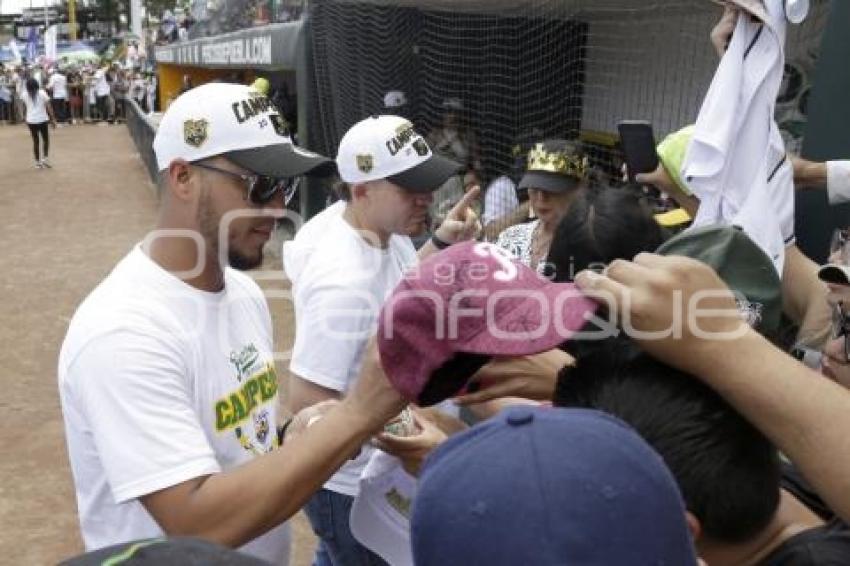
left=336, top=115, right=461, bottom=192
left=350, top=451, right=416, bottom=566
left=153, top=82, right=332, bottom=177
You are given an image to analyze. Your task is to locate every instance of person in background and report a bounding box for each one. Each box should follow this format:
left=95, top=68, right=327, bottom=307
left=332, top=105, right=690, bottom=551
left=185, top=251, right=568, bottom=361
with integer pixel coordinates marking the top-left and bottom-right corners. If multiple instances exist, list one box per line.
left=0, top=69, right=12, bottom=124
left=94, top=65, right=112, bottom=124
left=496, top=139, right=588, bottom=272
left=84, top=69, right=96, bottom=123
left=112, top=68, right=129, bottom=123
left=12, top=65, right=27, bottom=124
left=131, top=72, right=146, bottom=110
left=21, top=77, right=57, bottom=169
left=146, top=73, right=157, bottom=114
left=481, top=130, right=542, bottom=241
left=47, top=67, right=69, bottom=125
left=382, top=89, right=408, bottom=118
left=67, top=68, right=84, bottom=124
left=126, top=41, right=139, bottom=71
left=427, top=97, right=482, bottom=229
left=180, top=74, right=193, bottom=95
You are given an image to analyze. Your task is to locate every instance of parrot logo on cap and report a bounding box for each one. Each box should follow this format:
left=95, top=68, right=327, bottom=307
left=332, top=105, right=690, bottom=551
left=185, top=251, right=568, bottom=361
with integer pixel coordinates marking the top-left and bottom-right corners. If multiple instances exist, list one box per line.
left=357, top=154, right=374, bottom=173
left=183, top=119, right=209, bottom=148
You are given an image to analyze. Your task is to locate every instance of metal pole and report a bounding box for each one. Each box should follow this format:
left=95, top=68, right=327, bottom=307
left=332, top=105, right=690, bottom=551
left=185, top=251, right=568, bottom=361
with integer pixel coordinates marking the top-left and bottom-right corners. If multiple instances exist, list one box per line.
left=69, top=0, right=77, bottom=40
left=130, top=0, right=142, bottom=40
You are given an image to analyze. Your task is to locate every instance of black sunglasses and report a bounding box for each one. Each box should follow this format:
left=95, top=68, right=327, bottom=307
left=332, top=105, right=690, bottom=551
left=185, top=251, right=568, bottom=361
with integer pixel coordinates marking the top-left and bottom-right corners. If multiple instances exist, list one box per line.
left=192, top=161, right=299, bottom=206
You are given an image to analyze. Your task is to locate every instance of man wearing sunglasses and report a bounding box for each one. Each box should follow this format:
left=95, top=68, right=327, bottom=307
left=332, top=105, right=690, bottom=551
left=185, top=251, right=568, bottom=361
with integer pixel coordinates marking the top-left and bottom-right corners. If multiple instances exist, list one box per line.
left=285, top=115, right=480, bottom=565
left=58, top=83, right=411, bottom=565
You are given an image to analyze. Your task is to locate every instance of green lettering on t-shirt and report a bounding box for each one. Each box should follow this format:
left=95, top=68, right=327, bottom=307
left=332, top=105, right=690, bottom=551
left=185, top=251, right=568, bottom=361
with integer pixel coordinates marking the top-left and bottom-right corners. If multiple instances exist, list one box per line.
left=215, top=400, right=233, bottom=431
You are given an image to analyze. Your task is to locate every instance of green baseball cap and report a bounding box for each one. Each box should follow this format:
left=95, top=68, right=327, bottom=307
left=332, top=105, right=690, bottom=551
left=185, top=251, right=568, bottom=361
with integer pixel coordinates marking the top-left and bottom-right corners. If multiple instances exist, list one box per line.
left=656, top=125, right=694, bottom=196
left=656, top=225, right=782, bottom=336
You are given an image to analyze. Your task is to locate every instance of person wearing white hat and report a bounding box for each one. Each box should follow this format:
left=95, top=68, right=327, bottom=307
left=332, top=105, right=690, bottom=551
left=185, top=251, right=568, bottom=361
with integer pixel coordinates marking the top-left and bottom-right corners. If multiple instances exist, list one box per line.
left=284, top=114, right=480, bottom=566
left=382, top=90, right=407, bottom=111
left=58, top=84, right=410, bottom=565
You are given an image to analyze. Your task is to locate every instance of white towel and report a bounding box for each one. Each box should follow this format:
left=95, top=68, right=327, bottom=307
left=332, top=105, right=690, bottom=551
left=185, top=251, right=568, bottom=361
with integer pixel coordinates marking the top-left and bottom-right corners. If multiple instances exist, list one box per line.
left=682, top=0, right=798, bottom=275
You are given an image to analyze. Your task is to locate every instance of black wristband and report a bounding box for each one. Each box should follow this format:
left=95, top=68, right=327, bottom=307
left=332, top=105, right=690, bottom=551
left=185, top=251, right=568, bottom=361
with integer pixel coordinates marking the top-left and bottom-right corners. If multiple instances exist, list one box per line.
left=431, top=234, right=452, bottom=250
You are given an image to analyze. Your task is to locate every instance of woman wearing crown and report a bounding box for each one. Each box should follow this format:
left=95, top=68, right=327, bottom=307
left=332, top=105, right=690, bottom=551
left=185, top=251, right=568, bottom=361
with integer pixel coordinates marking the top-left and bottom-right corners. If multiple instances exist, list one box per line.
left=496, top=139, right=589, bottom=273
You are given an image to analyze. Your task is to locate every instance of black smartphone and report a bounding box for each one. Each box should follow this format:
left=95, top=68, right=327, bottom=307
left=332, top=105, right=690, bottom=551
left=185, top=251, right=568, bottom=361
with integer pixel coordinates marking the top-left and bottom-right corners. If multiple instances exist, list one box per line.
left=618, top=120, right=660, bottom=182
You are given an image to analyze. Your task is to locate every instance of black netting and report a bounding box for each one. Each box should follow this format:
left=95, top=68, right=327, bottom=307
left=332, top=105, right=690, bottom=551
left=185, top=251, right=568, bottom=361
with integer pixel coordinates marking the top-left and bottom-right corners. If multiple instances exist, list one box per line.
left=306, top=0, right=830, bottom=217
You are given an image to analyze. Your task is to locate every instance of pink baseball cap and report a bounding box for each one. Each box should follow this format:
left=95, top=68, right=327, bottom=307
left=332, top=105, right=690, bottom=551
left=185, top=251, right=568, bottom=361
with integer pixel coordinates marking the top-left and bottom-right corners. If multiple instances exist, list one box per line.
left=377, top=241, right=597, bottom=406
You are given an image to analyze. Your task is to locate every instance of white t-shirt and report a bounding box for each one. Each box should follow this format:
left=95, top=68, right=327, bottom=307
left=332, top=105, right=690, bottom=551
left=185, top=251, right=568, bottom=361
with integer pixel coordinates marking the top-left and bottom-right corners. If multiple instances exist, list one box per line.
left=126, top=44, right=138, bottom=66
left=23, top=89, right=50, bottom=124
left=48, top=73, right=68, bottom=99
left=94, top=70, right=111, bottom=97
left=58, top=246, right=291, bottom=563
left=283, top=203, right=418, bottom=496
left=682, top=0, right=793, bottom=273
left=483, top=175, right=519, bottom=226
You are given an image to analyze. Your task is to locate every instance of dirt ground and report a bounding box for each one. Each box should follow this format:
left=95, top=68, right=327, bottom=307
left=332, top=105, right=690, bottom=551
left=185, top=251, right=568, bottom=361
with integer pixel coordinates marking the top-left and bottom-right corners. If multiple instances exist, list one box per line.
left=0, top=123, right=317, bottom=565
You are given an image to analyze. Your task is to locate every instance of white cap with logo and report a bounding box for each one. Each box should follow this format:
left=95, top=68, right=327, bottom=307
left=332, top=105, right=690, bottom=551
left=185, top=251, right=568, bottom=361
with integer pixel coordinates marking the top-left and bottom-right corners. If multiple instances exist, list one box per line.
left=153, top=82, right=332, bottom=178
left=336, top=115, right=461, bottom=193
left=350, top=451, right=416, bottom=566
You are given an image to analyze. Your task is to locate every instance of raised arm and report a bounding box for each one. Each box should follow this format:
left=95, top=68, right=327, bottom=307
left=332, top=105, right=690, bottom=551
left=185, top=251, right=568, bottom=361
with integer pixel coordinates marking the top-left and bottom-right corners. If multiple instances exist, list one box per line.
left=575, top=254, right=850, bottom=523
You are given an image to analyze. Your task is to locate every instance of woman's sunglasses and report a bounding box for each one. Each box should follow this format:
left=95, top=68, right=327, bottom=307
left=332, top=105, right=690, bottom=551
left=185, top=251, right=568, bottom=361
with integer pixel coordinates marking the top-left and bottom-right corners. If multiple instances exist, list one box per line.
left=192, top=161, right=299, bottom=206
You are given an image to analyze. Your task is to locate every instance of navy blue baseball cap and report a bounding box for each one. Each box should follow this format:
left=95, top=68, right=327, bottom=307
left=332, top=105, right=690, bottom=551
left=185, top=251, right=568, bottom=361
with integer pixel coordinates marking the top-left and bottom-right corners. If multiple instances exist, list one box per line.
left=411, top=407, right=698, bottom=566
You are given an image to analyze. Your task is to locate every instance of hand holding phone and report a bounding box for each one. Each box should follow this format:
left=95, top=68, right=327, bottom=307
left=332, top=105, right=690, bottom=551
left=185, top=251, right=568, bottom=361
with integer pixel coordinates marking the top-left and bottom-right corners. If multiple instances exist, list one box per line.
left=618, top=120, right=659, bottom=182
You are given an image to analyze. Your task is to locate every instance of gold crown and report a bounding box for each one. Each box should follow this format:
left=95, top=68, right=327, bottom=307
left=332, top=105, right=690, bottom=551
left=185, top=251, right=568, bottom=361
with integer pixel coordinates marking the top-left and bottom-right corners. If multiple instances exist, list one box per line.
left=527, top=143, right=588, bottom=179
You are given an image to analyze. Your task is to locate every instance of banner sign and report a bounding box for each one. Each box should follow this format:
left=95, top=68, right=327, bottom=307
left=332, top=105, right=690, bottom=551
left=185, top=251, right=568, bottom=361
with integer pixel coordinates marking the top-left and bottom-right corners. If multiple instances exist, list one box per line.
left=154, top=22, right=302, bottom=69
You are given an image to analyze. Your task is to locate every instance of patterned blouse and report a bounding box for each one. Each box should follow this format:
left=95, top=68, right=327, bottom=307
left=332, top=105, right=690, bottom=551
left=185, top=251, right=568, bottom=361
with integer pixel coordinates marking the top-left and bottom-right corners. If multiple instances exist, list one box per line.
left=496, top=220, right=543, bottom=272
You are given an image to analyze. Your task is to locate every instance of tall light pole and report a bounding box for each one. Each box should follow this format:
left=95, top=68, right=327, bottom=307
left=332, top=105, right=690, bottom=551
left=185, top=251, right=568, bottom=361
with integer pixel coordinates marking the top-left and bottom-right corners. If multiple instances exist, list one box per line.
left=130, top=0, right=142, bottom=39
left=69, top=0, right=77, bottom=40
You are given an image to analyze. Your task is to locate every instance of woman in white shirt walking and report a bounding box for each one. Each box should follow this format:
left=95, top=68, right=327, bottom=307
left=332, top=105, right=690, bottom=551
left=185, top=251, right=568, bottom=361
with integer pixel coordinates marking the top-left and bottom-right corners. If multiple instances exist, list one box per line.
left=22, top=78, right=57, bottom=169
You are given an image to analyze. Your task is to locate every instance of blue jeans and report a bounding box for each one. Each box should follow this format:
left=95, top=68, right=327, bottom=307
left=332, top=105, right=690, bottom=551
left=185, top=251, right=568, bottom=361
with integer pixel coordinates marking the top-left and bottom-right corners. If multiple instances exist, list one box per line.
left=303, top=489, right=389, bottom=566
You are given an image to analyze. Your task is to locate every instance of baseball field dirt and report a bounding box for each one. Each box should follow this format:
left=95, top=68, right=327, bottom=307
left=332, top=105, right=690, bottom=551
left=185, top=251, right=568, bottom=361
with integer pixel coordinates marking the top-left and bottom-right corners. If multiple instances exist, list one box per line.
left=0, top=123, right=317, bottom=565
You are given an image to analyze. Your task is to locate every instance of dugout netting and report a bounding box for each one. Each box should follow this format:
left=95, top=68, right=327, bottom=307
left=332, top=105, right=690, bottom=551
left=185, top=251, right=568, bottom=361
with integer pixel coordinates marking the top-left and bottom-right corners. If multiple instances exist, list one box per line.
left=306, top=0, right=830, bottom=216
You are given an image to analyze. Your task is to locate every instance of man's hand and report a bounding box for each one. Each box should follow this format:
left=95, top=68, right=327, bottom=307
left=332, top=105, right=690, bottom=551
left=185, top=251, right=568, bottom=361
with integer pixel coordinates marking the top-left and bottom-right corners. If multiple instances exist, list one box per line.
left=574, top=254, right=749, bottom=377
left=711, top=5, right=740, bottom=58
left=628, top=163, right=700, bottom=217
left=344, top=338, right=408, bottom=431
left=453, top=349, right=573, bottom=405
left=373, top=408, right=447, bottom=477
left=434, top=185, right=482, bottom=244
left=822, top=337, right=850, bottom=389
left=633, top=164, right=675, bottom=192
left=826, top=283, right=850, bottom=312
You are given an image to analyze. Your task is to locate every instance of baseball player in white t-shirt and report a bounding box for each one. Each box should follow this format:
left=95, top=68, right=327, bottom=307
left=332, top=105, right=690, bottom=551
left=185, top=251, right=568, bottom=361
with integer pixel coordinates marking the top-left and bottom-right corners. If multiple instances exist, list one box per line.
left=58, top=84, right=411, bottom=564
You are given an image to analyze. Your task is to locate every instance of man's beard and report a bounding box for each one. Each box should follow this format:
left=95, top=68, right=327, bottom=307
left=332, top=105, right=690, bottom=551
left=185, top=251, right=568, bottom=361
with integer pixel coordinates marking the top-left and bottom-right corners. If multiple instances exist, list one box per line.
left=198, top=188, right=265, bottom=271
left=229, top=246, right=263, bottom=271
